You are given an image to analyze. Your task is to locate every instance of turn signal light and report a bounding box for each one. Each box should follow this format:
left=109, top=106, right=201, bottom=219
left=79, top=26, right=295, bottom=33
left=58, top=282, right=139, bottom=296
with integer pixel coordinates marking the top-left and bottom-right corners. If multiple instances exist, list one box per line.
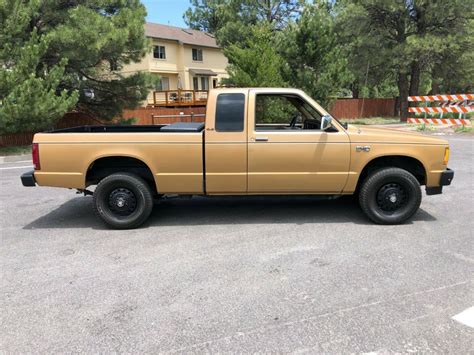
left=443, top=147, right=450, bottom=165
left=32, top=143, right=40, bottom=170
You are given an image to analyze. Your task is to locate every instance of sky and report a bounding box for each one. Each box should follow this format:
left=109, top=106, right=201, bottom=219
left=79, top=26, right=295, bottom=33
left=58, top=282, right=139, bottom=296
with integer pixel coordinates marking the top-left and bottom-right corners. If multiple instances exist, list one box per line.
left=142, top=0, right=189, bottom=28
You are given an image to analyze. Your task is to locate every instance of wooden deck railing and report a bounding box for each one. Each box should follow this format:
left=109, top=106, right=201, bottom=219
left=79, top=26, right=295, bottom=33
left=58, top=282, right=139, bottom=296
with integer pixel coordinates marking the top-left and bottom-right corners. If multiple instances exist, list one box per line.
left=149, top=90, right=209, bottom=107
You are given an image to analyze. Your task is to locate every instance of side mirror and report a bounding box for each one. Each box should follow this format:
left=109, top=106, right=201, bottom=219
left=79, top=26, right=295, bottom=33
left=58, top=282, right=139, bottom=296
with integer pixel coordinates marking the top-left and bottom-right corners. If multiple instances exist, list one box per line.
left=321, top=115, right=333, bottom=131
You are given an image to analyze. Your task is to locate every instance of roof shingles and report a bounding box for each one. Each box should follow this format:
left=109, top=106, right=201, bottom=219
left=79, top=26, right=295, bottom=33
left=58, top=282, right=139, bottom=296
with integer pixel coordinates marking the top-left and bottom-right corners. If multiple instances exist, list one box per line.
left=145, top=22, right=219, bottom=49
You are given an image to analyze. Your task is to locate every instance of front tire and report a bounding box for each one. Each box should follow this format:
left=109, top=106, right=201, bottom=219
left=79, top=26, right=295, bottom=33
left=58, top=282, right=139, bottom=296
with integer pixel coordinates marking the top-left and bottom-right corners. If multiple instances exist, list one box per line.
left=359, top=167, right=421, bottom=224
left=93, top=173, right=154, bottom=229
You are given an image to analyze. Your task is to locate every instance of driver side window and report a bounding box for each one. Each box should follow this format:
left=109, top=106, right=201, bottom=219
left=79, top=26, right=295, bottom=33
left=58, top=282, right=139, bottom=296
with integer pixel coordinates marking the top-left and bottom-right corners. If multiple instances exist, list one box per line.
left=255, top=94, right=322, bottom=131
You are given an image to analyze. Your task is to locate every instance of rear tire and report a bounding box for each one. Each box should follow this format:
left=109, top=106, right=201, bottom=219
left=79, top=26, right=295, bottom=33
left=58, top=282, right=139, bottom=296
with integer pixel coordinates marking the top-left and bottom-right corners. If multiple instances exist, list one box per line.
left=93, top=173, right=154, bottom=229
left=359, top=167, right=421, bottom=224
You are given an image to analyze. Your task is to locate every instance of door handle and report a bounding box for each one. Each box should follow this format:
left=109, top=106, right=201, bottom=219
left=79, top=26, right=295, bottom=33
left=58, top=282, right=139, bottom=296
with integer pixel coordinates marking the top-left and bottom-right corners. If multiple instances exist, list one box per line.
left=255, top=137, right=268, bottom=142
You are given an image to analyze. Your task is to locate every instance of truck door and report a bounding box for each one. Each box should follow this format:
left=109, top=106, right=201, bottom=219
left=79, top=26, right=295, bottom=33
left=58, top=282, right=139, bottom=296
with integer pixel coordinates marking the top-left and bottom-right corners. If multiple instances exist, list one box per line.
left=204, top=90, right=248, bottom=194
left=247, top=89, right=350, bottom=193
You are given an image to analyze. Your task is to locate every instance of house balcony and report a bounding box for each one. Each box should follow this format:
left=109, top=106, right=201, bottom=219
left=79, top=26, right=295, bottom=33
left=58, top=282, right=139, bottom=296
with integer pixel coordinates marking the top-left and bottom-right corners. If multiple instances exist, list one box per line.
left=147, top=90, right=209, bottom=107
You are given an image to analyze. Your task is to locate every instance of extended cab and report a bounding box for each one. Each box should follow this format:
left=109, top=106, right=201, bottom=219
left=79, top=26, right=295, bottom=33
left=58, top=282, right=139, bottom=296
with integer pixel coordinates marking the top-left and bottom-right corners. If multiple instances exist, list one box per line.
left=21, top=88, right=454, bottom=228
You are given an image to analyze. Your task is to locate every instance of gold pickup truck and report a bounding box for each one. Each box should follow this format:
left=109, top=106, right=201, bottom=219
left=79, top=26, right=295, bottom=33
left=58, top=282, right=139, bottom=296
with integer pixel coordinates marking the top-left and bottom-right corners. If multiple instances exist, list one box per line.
left=21, top=88, right=454, bottom=229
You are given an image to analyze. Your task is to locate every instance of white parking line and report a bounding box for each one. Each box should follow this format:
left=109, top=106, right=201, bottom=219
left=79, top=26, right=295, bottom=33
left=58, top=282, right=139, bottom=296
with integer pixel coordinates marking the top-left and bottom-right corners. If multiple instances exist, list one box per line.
left=10, top=160, right=32, bottom=163
left=452, top=306, right=474, bottom=328
left=0, top=165, right=33, bottom=170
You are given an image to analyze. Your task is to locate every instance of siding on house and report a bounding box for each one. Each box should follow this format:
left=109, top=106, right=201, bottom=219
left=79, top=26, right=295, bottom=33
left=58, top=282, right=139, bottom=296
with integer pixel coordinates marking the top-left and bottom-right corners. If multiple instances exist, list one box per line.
left=120, top=23, right=229, bottom=105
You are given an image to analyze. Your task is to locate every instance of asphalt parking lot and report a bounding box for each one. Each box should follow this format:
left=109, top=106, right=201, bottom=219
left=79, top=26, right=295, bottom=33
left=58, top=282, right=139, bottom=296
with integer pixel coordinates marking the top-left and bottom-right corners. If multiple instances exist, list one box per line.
left=1, top=135, right=472, bottom=353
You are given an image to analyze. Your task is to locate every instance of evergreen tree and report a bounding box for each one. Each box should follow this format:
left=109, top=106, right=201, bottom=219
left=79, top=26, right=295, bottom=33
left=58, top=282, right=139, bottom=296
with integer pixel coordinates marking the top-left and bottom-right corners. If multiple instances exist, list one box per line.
left=223, top=24, right=287, bottom=87
left=279, top=2, right=352, bottom=107
left=0, top=1, right=78, bottom=133
left=184, top=0, right=237, bottom=34
left=185, top=0, right=302, bottom=46
left=336, top=0, right=473, bottom=121
left=0, top=0, right=154, bottom=133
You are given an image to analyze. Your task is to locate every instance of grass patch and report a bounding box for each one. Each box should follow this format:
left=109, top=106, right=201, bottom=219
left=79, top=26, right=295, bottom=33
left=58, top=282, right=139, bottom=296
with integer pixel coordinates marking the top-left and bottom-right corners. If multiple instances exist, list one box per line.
left=416, top=124, right=436, bottom=132
left=0, top=145, right=31, bottom=156
left=454, top=125, right=473, bottom=133
left=340, top=117, right=400, bottom=125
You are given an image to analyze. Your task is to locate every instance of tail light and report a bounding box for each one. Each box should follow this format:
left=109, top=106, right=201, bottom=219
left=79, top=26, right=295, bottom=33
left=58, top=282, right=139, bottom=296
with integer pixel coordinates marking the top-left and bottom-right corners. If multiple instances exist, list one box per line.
left=32, top=143, right=40, bottom=170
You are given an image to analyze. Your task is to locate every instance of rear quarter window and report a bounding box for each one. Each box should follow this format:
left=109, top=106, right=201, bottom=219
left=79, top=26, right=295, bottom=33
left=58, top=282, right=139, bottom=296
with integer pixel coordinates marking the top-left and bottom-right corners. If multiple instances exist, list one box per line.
left=215, top=93, right=245, bottom=132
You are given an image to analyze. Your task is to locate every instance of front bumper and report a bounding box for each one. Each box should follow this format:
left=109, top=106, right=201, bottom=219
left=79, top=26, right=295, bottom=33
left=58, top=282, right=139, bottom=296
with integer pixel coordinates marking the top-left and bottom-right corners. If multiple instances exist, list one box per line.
left=426, top=168, right=454, bottom=195
left=21, top=170, right=36, bottom=187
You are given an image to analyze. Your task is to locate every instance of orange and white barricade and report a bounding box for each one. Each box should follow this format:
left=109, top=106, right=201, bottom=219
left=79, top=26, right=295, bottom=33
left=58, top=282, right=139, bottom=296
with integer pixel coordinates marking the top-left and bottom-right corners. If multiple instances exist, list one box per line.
left=407, top=94, right=472, bottom=125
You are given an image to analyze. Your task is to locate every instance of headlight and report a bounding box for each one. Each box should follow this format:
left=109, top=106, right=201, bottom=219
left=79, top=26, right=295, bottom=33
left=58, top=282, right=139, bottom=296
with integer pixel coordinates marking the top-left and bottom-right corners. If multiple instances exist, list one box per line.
left=443, top=147, right=450, bottom=165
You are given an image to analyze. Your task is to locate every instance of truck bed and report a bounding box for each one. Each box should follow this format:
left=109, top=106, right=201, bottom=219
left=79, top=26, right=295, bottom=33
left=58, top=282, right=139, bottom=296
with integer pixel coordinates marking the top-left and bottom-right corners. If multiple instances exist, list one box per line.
left=33, top=122, right=205, bottom=193
left=51, top=122, right=205, bottom=133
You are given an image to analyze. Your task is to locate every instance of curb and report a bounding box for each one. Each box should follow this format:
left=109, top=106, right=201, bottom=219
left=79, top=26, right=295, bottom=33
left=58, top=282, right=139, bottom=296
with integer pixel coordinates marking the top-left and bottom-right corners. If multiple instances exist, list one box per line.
left=0, top=154, right=32, bottom=164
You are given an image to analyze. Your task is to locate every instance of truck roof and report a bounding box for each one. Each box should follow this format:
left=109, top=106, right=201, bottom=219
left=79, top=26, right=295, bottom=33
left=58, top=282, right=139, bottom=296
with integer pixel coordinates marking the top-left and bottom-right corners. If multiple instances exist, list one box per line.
left=208, top=88, right=329, bottom=117
left=210, top=87, right=306, bottom=94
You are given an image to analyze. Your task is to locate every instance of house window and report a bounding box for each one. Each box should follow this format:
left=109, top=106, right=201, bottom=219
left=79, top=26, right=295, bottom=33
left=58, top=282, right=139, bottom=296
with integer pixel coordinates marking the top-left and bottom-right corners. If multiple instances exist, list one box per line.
left=156, top=77, right=169, bottom=91
left=200, top=77, right=209, bottom=90
left=153, top=46, right=166, bottom=59
left=193, top=77, right=199, bottom=90
left=110, top=59, right=118, bottom=71
left=192, top=48, right=203, bottom=61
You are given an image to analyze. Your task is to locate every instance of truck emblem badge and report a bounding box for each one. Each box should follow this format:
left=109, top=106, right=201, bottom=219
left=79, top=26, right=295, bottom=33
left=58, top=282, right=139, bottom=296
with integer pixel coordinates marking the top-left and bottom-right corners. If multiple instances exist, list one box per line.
left=356, top=146, right=371, bottom=152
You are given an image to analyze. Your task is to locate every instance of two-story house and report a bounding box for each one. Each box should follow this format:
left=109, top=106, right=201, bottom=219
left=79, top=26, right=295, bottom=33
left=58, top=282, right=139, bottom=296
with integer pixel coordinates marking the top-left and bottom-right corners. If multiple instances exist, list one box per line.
left=121, top=22, right=228, bottom=106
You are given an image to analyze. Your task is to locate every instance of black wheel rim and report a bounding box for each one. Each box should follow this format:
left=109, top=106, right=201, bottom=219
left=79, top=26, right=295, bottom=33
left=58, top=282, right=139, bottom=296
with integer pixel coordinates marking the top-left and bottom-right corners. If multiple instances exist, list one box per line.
left=107, top=187, right=137, bottom=216
left=376, top=183, right=408, bottom=212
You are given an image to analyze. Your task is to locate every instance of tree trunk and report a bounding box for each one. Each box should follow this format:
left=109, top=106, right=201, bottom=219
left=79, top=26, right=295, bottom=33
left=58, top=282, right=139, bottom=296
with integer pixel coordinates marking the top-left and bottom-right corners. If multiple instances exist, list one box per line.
left=409, top=61, right=421, bottom=96
left=394, top=96, right=400, bottom=117
left=408, top=62, right=421, bottom=117
left=430, top=67, right=440, bottom=94
left=398, top=72, right=409, bottom=122
left=351, top=82, right=360, bottom=99
left=430, top=81, right=440, bottom=95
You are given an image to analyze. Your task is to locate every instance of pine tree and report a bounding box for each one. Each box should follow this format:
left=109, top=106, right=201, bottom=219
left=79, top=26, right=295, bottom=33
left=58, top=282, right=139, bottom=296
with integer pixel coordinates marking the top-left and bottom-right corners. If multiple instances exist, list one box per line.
left=223, top=24, right=286, bottom=87
left=184, top=0, right=302, bottom=46
left=336, top=0, right=473, bottom=121
left=0, top=0, right=154, bottom=134
left=279, top=2, right=352, bottom=107
left=0, top=1, right=78, bottom=133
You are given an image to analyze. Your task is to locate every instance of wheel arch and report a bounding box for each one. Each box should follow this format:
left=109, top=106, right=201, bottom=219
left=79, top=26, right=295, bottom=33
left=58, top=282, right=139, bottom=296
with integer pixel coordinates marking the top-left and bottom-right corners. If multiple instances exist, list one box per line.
left=85, top=154, right=158, bottom=193
left=356, top=155, right=427, bottom=192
